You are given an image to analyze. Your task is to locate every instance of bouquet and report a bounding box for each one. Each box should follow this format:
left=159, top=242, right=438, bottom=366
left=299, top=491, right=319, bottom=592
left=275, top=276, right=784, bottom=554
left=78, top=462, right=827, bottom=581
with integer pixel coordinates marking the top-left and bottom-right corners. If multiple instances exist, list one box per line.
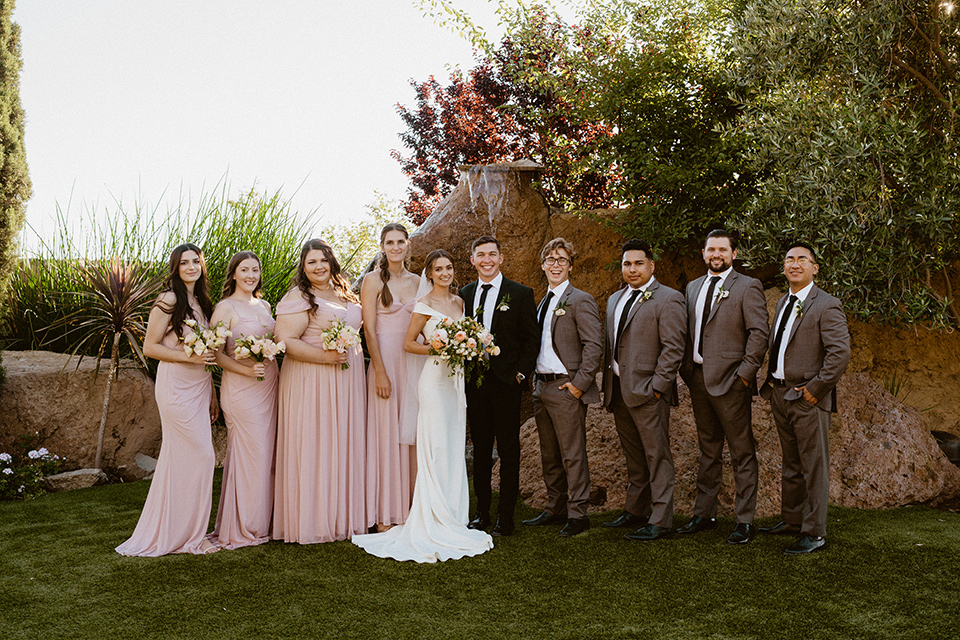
left=321, top=317, right=361, bottom=370
left=426, top=315, right=499, bottom=385
left=234, top=333, right=286, bottom=381
left=182, top=318, right=231, bottom=372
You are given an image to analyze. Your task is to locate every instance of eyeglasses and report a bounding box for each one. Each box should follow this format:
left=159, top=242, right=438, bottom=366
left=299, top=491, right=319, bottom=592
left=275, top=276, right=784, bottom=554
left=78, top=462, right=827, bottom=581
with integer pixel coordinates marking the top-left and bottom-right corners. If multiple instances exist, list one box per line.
left=543, top=257, right=571, bottom=266
left=783, top=257, right=814, bottom=266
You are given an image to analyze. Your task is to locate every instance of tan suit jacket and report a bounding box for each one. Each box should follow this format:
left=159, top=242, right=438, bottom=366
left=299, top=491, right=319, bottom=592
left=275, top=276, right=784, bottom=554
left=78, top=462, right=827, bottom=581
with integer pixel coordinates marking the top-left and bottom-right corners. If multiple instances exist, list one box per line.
left=680, top=270, right=769, bottom=395
left=543, top=285, right=603, bottom=404
left=760, top=284, right=850, bottom=412
left=602, top=280, right=687, bottom=408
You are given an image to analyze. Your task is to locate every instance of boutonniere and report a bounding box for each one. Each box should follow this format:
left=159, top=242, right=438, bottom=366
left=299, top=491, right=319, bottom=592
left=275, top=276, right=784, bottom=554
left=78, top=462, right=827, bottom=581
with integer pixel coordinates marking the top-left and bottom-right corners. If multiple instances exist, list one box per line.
left=714, top=285, right=730, bottom=303
left=638, top=290, right=654, bottom=304
left=554, top=300, right=570, bottom=316
left=795, top=299, right=804, bottom=319
left=497, top=294, right=512, bottom=312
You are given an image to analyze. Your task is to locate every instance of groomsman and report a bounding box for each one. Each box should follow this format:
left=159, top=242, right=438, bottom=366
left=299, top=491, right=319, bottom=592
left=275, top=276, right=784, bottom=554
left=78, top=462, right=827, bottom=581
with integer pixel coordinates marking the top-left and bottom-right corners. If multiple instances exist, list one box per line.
left=677, top=230, right=769, bottom=544
left=601, top=239, right=686, bottom=541
left=461, top=236, right=539, bottom=536
left=759, top=242, right=850, bottom=554
left=521, top=238, right=602, bottom=538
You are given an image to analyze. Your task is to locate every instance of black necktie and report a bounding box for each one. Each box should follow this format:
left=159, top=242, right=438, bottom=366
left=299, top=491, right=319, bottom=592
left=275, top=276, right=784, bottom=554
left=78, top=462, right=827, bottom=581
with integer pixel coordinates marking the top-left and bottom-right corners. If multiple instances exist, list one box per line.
left=615, top=288, right=642, bottom=358
left=538, top=291, right=555, bottom=328
left=698, top=276, right=721, bottom=358
left=770, top=295, right=798, bottom=376
left=476, top=283, right=493, bottom=326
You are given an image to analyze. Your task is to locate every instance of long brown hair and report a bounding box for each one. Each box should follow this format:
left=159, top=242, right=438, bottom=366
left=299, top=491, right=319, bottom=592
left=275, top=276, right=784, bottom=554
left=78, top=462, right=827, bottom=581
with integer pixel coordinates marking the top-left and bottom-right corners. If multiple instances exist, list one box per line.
left=293, top=239, right=359, bottom=312
left=424, top=249, right=457, bottom=294
left=221, top=251, right=263, bottom=299
left=377, top=222, right=409, bottom=308
left=156, top=243, right=214, bottom=338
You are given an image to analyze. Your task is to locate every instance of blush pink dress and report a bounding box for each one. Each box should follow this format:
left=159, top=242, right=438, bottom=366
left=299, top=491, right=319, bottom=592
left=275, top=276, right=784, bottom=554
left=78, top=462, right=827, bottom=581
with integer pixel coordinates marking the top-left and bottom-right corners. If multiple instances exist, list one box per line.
left=272, top=288, right=367, bottom=543
left=210, top=298, right=279, bottom=550
left=365, top=298, right=417, bottom=526
left=116, top=304, right=215, bottom=557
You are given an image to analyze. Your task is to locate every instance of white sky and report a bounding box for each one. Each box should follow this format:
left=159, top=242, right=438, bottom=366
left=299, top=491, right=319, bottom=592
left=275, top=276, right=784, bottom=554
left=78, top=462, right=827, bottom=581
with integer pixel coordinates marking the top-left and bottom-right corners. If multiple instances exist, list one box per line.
left=12, top=1, right=517, bottom=252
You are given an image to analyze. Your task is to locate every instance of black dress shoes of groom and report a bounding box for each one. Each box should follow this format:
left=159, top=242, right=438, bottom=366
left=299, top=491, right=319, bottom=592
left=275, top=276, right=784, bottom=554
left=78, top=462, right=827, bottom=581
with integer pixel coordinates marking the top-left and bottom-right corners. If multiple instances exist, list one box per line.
left=559, top=518, right=590, bottom=538
left=602, top=511, right=648, bottom=528
left=784, top=534, right=826, bottom=555
left=675, top=516, right=717, bottom=535
left=624, top=524, right=673, bottom=541
left=492, top=516, right=515, bottom=537
left=758, top=520, right=802, bottom=536
left=726, top=522, right=756, bottom=545
left=468, top=514, right=491, bottom=531
left=522, top=511, right=567, bottom=526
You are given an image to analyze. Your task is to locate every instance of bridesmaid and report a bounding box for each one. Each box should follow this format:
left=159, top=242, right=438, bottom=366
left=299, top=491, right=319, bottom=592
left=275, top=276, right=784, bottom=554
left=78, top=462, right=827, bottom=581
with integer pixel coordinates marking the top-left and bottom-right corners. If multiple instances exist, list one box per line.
left=116, top=243, right=220, bottom=556
left=362, top=223, right=421, bottom=530
left=273, top=239, right=367, bottom=543
left=208, top=251, right=279, bottom=550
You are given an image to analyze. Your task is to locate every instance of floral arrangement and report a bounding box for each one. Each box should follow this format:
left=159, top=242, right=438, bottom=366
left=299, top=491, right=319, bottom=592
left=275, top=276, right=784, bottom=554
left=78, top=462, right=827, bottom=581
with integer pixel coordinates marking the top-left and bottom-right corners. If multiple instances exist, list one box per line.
left=555, top=300, right=570, bottom=316
left=321, top=318, right=361, bottom=370
left=497, top=294, right=512, bottom=312
left=0, top=447, right=61, bottom=500
left=182, top=318, right=231, bottom=372
left=426, top=315, right=500, bottom=384
left=714, top=285, right=730, bottom=303
left=234, top=333, right=286, bottom=381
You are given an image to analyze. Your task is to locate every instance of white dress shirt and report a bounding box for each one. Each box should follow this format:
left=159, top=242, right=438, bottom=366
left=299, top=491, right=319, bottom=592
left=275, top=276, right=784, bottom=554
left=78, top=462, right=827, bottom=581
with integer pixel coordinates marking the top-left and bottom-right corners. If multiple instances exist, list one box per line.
left=536, top=280, right=569, bottom=375
left=771, top=281, right=814, bottom=380
left=692, top=266, right=733, bottom=364
left=612, top=278, right=654, bottom=376
left=473, top=272, right=503, bottom=330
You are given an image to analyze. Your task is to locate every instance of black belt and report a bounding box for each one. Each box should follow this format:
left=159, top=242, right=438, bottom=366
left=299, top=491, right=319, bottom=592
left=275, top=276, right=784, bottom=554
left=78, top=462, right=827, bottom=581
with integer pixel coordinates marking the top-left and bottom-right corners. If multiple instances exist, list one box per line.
left=536, top=372, right=567, bottom=382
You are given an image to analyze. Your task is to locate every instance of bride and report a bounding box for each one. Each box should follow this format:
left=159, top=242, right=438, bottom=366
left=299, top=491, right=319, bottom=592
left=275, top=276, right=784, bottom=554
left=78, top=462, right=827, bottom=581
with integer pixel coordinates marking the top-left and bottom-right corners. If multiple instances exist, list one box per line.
left=352, top=249, right=493, bottom=562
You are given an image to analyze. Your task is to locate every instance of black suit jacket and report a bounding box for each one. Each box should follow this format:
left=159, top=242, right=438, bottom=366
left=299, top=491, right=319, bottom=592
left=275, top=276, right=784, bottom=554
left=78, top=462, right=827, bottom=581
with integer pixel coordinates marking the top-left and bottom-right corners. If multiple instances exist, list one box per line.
left=460, top=277, right=539, bottom=385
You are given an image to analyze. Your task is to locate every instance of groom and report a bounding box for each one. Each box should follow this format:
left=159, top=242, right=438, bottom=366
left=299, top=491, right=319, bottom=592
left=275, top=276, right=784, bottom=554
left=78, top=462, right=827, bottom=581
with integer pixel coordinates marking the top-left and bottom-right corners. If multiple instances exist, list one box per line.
left=461, top=236, right=539, bottom=536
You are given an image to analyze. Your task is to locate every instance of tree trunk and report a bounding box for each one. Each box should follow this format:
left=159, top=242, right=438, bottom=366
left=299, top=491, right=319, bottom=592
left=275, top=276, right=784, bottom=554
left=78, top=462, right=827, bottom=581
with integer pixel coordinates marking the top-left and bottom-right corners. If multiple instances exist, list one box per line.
left=94, top=332, right=121, bottom=470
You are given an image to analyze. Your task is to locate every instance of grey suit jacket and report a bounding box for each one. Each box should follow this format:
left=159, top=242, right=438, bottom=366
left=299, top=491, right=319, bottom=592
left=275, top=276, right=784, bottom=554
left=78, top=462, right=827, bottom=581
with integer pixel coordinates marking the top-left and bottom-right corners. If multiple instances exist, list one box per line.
left=539, top=284, right=603, bottom=405
left=602, top=280, right=687, bottom=408
left=760, top=284, right=851, bottom=412
left=680, top=270, right=769, bottom=396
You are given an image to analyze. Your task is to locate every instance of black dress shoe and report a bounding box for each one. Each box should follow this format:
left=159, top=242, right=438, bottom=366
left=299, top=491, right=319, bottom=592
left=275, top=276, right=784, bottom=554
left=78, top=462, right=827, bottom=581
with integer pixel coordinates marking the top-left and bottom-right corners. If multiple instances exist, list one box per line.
left=675, top=516, right=718, bottom=535
left=624, top=524, right=673, bottom=541
left=522, top=511, right=566, bottom=526
left=468, top=514, right=491, bottom=531
left=726, top=522, right=756, bottom=545
left=602, top=511, right=648, bottom=528
left=759, top=521, right=802, bottom=536
left=491, top=516, right=515, bottom=537
left=784, top=534, right=826, bottom=555
left=559, top=518, right=590, bottom=538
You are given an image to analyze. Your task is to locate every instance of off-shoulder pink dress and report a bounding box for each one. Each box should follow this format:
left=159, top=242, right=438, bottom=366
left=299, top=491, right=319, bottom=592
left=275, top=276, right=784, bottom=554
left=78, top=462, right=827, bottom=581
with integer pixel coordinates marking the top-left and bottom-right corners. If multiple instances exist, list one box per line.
left=210, top=298, right=279, bottom=550
left=116, top=305, right=215, bottom=557
left=272, top=288, right=367, bottom=543
left=365, top=298, right=417, bottom=526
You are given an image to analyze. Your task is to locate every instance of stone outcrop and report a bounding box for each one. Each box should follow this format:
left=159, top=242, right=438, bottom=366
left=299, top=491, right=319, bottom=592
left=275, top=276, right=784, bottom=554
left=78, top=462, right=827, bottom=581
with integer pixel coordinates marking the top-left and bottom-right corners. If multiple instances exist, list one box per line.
left=505, top=372, right=960, bottom=515
left=43, top=468, right=109, bottom=492
left=0, top=351, right=162, bottom=480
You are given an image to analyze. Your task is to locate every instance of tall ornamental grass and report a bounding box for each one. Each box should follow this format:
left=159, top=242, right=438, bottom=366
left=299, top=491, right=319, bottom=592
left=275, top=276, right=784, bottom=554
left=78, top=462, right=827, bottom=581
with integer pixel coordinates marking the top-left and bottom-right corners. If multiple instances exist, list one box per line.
left=1, top=184, right=312, bottom=358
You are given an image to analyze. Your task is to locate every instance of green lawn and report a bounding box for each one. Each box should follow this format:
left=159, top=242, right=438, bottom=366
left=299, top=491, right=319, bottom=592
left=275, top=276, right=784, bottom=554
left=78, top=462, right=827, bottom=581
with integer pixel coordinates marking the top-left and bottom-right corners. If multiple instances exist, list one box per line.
left=2, top=476, right=959, bottom=640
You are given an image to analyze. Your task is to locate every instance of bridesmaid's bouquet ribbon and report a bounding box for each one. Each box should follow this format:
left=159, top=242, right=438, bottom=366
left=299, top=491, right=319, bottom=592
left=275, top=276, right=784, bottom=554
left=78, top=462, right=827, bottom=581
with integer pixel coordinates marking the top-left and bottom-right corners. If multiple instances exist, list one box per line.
left=321, top=318, right=361, bottom=370
left=181, top=319, right=231, bottom=372
left=234, top=333, right=286, bottom=381
left=426, top=315, right=499, bottom=385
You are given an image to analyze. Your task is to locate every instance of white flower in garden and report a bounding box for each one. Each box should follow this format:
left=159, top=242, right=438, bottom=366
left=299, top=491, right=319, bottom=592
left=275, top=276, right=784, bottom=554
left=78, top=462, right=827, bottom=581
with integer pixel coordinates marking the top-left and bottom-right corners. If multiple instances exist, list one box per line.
left=0, top=453, right=11, bottom=463
left=2, top=468, right=12, bottom=475
left=28, top=450, right=41, bottom=460
left=38, top=448, right=49, bottom=456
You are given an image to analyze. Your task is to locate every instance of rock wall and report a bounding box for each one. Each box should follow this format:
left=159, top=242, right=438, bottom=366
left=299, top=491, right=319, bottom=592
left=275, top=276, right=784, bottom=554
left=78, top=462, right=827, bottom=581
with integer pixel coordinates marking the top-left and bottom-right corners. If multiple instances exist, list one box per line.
left=0, top=351, right=161, bottom=480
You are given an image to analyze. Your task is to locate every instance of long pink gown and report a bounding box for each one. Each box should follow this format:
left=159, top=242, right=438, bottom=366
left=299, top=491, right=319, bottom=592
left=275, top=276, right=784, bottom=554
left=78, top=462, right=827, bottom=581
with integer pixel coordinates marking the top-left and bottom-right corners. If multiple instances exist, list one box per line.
left=365, top=298, right=417, bottom=526
left=210, top=298, right=279, bottom=550
left=116, top=306, right=215, bottom=557
left=272, top=288, right=367, bottom=543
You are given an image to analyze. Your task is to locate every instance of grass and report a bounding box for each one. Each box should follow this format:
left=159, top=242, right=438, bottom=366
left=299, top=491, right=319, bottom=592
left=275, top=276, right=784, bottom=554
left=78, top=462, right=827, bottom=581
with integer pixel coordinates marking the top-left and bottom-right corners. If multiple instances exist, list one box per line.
left=2, top=475, right=959, bottom=640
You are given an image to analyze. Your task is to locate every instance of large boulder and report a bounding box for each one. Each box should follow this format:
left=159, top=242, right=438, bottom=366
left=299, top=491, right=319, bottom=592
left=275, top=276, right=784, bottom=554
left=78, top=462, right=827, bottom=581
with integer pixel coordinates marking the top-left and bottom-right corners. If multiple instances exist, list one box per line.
left=0, top=351, right=162, bottom=480
left=508, top=372, right=960, bottom=515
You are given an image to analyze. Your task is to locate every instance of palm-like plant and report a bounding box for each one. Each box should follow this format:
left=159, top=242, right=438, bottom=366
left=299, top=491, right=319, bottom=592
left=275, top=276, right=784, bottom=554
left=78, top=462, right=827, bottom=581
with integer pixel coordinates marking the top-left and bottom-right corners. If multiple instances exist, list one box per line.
left=54, top=259, right=162, bottom=469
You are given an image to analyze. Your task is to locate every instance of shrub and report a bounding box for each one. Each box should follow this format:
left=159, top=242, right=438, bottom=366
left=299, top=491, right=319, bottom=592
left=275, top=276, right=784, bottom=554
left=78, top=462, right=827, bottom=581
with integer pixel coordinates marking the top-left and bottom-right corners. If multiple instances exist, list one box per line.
left=0, top=445, right=61, bottom=500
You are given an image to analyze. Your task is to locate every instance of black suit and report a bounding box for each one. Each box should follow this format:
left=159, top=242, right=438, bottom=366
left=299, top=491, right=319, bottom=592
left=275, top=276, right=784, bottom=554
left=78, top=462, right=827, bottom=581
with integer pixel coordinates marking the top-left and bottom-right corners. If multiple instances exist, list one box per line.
left=460, top=277, right=539, bottom=523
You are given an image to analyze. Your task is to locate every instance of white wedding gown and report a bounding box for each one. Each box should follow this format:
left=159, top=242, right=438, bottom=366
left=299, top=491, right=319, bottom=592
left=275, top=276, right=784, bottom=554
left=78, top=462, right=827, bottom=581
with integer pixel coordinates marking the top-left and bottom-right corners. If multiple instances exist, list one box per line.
left=353, top=303, right=493, bottom=562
